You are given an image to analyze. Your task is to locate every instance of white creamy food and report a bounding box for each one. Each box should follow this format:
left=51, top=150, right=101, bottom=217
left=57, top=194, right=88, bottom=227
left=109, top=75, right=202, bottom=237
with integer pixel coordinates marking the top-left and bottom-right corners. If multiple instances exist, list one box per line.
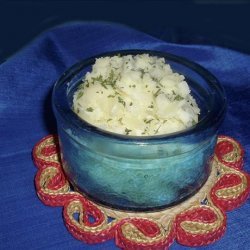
left=73, top=54, right=200, bottom=136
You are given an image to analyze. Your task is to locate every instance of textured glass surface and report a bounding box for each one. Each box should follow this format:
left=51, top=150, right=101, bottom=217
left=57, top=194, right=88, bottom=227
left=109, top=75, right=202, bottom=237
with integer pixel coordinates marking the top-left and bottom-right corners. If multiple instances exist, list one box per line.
left=53, top=50, right=226, bottom=211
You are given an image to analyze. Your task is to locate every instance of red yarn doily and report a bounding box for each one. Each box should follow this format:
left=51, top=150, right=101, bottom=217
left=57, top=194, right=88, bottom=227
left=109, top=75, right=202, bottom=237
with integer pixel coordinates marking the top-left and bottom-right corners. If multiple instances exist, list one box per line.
left=33, top=135, right=250, bottom=249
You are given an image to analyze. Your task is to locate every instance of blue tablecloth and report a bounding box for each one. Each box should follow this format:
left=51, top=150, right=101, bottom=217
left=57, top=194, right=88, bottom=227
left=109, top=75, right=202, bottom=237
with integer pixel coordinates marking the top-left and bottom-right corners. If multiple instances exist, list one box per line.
left=0, top=22, right=249, bottom=250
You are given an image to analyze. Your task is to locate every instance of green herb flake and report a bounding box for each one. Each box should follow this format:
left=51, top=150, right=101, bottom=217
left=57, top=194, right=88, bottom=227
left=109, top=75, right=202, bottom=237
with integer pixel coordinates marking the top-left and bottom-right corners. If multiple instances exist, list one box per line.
left=129, top=102, right=133, bottom=106
left=118, top=96, right=126, bottom=107
left=154, top=124, right=161, bottom=134
left=100, top=81, right=108, bottom=89
left=105, top=69, right=117, bottom=88
left=92, top=75, right=108, bottom=89
left=118, top=117, right=123, bottom=124
left=142, top=127, right=148, bottom=135
left=78, top=82, right=85, bottom=89
left=154, top=89, right=161, bottom=98
left=158, top=82, right=163, bottom=87
left=174, top=95, right=184, bottom=101
left=125, top=128, right=132, bottom=135
left=76, top=91, right=84, bottom=100
left=108, top=94, right=115, bottom=98
left=144, top=119, right=154, bottom=124
left=86, top=107, right=94, bottom=112
left=139, top=68, right=146, bottom=78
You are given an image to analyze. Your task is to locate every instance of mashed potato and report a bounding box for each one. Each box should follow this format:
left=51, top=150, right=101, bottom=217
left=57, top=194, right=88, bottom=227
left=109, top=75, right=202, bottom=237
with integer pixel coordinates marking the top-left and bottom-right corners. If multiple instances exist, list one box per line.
left=73, top=54, right=200, bottom=136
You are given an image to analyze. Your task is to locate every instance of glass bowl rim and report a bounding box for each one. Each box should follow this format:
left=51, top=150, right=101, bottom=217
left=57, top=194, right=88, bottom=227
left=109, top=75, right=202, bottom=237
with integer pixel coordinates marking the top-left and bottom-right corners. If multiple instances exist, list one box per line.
left=52, top=49, right=227, bottom=143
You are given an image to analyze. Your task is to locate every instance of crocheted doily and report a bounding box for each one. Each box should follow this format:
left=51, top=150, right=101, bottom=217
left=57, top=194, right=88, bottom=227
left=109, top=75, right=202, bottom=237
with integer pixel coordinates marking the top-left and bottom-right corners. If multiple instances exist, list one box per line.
left=33, top=135, right=250, bottom=249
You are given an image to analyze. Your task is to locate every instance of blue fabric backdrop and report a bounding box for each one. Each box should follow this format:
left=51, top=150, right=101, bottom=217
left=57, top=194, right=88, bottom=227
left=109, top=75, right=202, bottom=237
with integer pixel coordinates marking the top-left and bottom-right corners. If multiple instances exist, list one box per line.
left=0, top=22, right=249, bottom=249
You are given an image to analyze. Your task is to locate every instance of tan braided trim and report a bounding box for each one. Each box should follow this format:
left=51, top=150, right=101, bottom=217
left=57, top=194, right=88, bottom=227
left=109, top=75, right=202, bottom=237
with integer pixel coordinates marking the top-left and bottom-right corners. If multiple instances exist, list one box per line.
left=180, top=198, right=224, bottom=235
left=120, top=219, right=173, bottom=244
left=35, top=136, right=59, bottom=163
left=66, top=200, right=117, bottom=233
left=216, top=137, right=242, bottom=163
left=39, top=166, right=70, bottom=194
left=214, top=136, right=247, bottom=200
left=214, top=163, right=248, bottom=200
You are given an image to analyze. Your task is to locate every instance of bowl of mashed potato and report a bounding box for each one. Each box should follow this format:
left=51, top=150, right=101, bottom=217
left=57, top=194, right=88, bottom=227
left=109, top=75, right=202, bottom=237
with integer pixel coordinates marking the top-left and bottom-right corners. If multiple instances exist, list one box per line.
left=52, top=50, right=226, bottom=211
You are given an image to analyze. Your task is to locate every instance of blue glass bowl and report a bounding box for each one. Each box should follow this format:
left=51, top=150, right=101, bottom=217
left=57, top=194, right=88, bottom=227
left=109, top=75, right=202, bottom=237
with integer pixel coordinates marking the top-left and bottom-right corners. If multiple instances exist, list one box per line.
left=52, top=50, right=226, bottom=211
